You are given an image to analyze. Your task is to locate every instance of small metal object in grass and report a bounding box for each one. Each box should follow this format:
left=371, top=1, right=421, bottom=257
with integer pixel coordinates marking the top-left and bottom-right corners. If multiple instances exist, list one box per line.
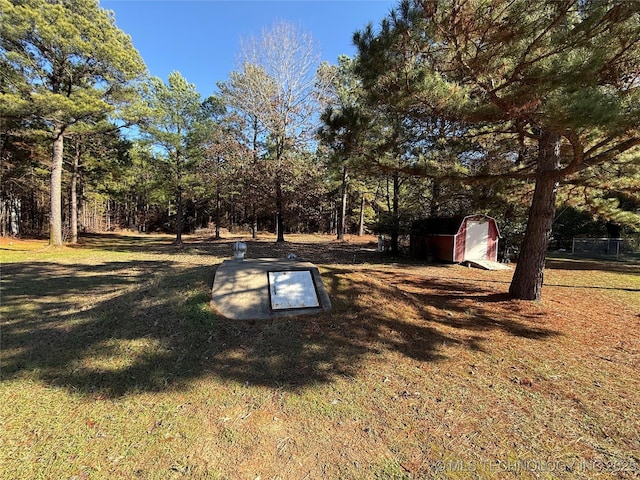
left=232, top=241, right=247, bottom=260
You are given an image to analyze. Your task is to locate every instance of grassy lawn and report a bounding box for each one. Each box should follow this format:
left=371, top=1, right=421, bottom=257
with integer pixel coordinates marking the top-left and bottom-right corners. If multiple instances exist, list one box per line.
left=1, top=233, right=639, bottom=479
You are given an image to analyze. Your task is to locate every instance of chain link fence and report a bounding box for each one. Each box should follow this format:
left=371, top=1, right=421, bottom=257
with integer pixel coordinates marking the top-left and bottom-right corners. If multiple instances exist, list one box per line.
left=572, top=237, right=640, bottom=261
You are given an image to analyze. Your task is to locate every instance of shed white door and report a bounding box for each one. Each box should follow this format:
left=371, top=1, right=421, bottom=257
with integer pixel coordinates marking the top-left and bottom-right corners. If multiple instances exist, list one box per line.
left=465, top=220, right=489, bottom=260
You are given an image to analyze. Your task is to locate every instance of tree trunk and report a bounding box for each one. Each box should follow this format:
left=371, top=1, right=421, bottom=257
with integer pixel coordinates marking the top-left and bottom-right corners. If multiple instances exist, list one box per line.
left=390, top=172, right=400, bottom=255
left=509, top=131, right=561, bottom=300
left=251, top=119, right=259, bottom=240
left=70, top=147, right=80, bottom=244
left=337, top=165, right=348, bottom=241
left=49, top=126, right=64, bottom=246
left=215, top=187, right=221, bottom=239
left=275, top=177, right=285, bottom=242
left=430, top=180, right=441, bottom=217
left=0, top=201, right=6, bottom=237
left=174, top=152, right=183, bottom=245
left=252, top=204, right=258, bottom=239
left=175, top=185, right=183, bottom=245
left=107, top=200, right=112, bottom=231
left=358, top=194, right=365, bottom=236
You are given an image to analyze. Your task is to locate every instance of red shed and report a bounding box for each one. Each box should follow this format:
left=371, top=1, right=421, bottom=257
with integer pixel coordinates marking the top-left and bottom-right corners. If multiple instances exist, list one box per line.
left=410, top=214, right=501, bottom=263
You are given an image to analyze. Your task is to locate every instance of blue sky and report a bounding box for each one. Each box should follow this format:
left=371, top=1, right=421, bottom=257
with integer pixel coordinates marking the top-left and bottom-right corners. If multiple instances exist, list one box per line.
left=100, top=0, right=397, bottom=97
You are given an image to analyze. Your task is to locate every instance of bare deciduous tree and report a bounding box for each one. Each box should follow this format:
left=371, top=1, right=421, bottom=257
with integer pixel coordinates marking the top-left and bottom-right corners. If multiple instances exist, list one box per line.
left=220, top=21, right=322, bottom=242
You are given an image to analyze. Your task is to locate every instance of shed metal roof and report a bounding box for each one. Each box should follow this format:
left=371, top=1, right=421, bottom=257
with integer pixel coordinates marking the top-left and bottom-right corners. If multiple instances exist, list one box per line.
left=411, top=214, right=500, bottom=236
left=411, top=216, right=466, bottom=235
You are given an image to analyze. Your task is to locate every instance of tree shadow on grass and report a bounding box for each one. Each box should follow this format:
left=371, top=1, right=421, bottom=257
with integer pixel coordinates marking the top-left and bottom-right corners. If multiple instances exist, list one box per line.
left=323, top=267, right=558, bottom=352
left=74, top=232, right=389, bottom=264
left=1, top=246, right=558, bottom=398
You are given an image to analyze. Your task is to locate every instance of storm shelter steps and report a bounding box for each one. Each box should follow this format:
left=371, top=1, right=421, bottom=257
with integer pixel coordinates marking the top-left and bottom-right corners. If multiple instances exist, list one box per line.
left=210, top=258, right=332, bottom=320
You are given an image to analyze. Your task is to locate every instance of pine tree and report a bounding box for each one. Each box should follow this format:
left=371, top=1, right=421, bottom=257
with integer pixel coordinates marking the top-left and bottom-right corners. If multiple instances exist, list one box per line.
left=356, top=0, right=640, bottom=299
left=140, top=72, right=212, bottom=245
left=0, top=0, right=146, bottom=245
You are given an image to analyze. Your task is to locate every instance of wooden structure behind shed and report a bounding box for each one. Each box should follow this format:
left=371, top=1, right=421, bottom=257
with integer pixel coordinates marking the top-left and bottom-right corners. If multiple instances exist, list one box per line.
left=410, top=214, right=501, bottom=263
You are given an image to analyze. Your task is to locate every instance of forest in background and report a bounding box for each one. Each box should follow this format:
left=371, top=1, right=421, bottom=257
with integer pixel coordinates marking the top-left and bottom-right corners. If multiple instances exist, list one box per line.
left=2, top=0, right=640, bottom=299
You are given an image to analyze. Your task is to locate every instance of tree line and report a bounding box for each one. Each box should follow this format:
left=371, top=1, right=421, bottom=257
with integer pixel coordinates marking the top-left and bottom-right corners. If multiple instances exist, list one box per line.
left=1, top=0, right=639, bottom=300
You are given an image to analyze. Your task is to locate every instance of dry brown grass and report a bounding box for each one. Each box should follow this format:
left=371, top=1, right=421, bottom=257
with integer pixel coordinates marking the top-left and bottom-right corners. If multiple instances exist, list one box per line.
left=1, top=232, right=639, bottom=479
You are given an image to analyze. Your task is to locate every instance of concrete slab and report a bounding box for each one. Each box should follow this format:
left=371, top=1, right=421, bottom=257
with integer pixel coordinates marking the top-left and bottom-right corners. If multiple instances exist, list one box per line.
left=210, top=258, right=332, bottom=320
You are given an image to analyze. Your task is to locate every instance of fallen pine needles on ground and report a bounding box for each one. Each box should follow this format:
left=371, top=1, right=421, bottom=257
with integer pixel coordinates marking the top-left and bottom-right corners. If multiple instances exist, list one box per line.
left=1, top=233, right=639, bottom=479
